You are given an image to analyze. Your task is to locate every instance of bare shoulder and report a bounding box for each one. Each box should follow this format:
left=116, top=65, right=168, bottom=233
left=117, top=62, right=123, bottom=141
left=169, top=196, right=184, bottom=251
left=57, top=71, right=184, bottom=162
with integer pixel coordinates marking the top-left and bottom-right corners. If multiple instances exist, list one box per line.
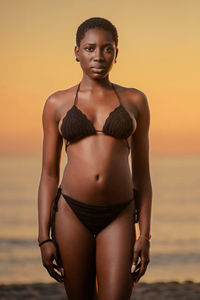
left=44, top=84, right=78, bottom=107
left=114, top=83, right=150, bottom=119
left=43, top=84, right=79, bottom=121
left=115, top=83, right=148, bottom=107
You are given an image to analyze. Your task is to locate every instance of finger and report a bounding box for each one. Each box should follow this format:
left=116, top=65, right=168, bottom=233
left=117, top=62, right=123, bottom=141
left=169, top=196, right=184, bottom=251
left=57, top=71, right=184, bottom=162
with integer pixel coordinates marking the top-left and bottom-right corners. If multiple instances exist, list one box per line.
left=131, top=250, right=140, bottom=273
left=51, top=264, right=64, bottom=277
left=54, top=253, right=64, bottom=276
left=133, top=267, right=141, bottom=278
left=135, top=260, right=141, bottom=270
left=45, top=264, right=64, bottom=283
left=131, top=258, right=141, bottom=273
left=133, top=261, right=141, bottom=274
left=132, top=262, right=141, bottom=277
left=48, top=267, right=63, bottom=283
left=135, top=256, right=150, bottom=282
left=55, top=250, right=63, bottom=266
left=52, top=263, right=65, bottom=277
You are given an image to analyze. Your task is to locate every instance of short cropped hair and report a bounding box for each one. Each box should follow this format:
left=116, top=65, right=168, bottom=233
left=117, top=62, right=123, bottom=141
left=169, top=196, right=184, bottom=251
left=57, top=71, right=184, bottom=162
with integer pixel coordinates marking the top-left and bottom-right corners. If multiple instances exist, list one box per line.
left=76, top=17, right=118, bottom=48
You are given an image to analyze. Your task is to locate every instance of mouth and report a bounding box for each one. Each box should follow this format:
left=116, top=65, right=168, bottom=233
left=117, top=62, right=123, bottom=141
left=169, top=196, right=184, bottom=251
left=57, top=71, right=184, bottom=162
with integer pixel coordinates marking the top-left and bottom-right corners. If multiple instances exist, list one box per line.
left=91, top=66, right=106, bottom=72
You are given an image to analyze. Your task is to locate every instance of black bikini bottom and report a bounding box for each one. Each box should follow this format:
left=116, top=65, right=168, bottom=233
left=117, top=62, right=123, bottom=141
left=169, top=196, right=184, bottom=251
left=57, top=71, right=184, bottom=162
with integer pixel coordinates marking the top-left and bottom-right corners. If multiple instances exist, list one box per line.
left=50, top=186, right=137, bottom=241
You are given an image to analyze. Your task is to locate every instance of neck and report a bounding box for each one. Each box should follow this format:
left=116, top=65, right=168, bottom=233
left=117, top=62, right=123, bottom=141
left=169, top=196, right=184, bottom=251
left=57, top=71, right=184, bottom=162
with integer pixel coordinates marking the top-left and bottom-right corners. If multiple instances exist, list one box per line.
left=80, top=74, right=112, bottom=90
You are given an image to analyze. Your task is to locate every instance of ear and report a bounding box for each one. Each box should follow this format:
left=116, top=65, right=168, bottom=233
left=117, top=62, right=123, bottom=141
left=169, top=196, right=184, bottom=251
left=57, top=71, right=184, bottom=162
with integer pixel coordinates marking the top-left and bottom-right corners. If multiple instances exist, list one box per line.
left=115, top=48, right=119, bottom=60
left=74, top=45, right=80, bottom=61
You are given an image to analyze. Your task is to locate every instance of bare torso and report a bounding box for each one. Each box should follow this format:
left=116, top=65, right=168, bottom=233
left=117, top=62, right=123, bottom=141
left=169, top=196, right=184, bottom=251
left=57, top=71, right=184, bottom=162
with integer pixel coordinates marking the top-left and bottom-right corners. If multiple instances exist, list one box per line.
left=56, top=83, right=138, bottom=205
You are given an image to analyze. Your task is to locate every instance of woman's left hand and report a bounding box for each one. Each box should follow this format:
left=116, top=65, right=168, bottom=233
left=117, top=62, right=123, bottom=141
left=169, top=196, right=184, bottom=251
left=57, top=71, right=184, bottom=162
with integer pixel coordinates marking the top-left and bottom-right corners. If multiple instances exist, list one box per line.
left=131, top=235, right=150, bottom=283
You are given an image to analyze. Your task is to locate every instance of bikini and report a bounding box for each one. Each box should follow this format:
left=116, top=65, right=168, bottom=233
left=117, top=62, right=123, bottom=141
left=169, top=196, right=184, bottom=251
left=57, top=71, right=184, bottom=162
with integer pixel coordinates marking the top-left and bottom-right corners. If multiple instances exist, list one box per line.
left=50, top=82, right=139, bottom=242
left=61, top=81, right=134, bottom=151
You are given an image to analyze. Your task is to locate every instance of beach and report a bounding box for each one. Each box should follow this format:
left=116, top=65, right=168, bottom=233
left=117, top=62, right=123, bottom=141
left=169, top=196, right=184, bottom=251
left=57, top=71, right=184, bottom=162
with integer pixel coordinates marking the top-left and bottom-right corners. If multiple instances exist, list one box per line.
left=0, top=281, right=200, bottom=299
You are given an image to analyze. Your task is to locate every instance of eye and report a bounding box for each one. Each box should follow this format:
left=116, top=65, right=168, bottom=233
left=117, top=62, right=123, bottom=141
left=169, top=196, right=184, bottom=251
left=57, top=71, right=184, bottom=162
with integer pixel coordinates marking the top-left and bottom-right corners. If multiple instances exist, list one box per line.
left=105, top=47, right=113, bottom=53
left=85, top=47, right=94, bottom=51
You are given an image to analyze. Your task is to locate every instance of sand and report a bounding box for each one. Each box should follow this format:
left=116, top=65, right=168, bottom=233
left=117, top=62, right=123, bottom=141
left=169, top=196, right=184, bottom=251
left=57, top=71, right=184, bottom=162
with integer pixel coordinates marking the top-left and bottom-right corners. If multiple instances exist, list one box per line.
left=0, top=281, right=200, bottom=299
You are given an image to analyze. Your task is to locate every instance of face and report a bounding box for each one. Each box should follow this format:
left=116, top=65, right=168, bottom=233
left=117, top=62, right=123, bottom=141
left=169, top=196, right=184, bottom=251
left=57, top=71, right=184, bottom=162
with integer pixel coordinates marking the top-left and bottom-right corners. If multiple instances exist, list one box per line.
left=75, top=28, right=118, bottom=79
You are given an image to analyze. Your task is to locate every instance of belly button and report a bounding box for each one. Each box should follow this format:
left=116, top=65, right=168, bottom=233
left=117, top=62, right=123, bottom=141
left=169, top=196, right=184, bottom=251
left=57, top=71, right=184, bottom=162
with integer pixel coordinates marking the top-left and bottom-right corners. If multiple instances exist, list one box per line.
left=95, top=174, right=100, bottom=181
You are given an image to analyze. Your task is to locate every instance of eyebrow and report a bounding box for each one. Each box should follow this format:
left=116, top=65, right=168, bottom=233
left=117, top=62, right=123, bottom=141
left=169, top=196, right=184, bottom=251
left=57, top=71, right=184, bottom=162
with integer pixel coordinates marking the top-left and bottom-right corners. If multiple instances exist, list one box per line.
left=83, top=43, right=114, bottom=46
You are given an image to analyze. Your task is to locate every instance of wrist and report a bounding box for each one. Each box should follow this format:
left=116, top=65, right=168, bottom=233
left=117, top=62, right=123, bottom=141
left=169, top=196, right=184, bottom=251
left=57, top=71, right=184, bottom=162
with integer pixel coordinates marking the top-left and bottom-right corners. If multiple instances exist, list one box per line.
left=38, top=238, right=54, bottom=247
left=139, top=234, right=151, bottom=241
left=38, top=235, right=50, bottom=244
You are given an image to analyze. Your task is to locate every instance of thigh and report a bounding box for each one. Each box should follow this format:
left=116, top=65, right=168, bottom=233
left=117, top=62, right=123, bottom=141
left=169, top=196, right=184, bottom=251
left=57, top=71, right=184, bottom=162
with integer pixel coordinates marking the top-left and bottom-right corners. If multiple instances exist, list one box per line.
left=96, top=200, right=136, bottom=300
left=55, top=194, right=96, bottom=300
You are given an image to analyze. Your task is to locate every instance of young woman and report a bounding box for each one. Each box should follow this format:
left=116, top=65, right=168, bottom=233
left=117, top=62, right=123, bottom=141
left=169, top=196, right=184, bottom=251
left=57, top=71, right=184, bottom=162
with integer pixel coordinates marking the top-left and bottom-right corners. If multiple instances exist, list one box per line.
left=37, top=17, right=152, bottom=300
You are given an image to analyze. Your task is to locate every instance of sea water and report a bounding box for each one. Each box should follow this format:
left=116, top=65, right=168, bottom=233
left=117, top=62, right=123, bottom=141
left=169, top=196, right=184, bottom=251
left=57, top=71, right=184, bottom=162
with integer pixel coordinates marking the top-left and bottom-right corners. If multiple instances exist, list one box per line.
left=0, top=153, right=200, bottom=283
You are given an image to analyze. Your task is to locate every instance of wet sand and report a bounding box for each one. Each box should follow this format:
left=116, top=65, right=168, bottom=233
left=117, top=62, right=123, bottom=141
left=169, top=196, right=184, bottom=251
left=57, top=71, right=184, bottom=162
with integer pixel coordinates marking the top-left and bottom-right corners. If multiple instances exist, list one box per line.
left=0, top=281, right=200, bottom=299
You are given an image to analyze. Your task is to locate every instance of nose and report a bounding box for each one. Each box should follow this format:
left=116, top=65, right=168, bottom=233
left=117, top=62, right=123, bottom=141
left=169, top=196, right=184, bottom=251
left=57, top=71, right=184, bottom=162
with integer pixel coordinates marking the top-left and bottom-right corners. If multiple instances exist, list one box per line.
left=93, top=48, right=104, bottom=61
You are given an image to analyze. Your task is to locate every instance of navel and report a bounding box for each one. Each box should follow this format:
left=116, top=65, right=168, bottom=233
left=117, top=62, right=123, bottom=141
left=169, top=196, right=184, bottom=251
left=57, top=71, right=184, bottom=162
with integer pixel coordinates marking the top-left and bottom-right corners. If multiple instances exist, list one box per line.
left=95, top=174, right=100, bottom=181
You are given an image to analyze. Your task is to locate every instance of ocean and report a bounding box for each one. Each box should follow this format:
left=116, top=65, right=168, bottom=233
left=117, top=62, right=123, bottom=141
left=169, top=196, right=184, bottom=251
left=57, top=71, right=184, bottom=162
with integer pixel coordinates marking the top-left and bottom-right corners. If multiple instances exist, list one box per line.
left=0, top=154, right=200, bottom=284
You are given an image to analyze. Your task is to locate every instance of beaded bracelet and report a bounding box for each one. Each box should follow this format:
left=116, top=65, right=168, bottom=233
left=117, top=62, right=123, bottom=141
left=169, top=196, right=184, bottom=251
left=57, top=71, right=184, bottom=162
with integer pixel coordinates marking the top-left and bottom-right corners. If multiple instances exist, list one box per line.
left=38, top=238, right=54, bottom=247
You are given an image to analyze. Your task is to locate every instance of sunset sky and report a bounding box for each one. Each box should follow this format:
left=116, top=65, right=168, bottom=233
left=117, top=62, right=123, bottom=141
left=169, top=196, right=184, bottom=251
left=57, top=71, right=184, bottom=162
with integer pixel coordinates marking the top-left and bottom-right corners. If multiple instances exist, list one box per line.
left=1, top=0, right=200, bottom=155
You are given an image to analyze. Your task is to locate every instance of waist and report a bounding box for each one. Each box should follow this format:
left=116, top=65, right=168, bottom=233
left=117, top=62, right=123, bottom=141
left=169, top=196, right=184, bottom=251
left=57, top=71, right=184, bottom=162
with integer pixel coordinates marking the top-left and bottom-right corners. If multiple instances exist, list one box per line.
left=61, top=163, right=133, bottom=205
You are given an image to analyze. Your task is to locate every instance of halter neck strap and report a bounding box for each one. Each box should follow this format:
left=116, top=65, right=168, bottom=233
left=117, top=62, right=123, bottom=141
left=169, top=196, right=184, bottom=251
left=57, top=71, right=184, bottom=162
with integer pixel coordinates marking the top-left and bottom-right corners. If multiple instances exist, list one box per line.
left=111, top=83, right=121, bottom=104
left=73, top=82, right=121, bottom=106
left=74, top=82, right=81, bottom=106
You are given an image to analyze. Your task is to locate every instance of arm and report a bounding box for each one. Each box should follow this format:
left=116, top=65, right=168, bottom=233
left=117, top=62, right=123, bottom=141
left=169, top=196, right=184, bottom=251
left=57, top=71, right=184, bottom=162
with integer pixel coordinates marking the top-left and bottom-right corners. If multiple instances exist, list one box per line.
left=37, top=94, right=63, bottom=243
left=130, top=90, right=152, bottom=282
left=131, top=91, right=152, bottom=237
left=37, top=94, right=64, bottom=283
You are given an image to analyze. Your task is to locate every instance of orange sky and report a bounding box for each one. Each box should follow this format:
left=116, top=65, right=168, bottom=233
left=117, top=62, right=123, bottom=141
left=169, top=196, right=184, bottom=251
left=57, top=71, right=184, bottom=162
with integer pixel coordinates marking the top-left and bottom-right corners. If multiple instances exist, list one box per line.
left=1, top=0, right=200, bottom=155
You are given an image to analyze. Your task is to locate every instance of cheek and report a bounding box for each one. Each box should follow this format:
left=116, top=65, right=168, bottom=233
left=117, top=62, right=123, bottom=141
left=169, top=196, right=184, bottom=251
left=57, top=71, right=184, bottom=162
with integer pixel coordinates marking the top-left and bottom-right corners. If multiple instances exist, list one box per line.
left=81, top=54, right=92, bottom=65
left=79, top=58, right=92, bottom=73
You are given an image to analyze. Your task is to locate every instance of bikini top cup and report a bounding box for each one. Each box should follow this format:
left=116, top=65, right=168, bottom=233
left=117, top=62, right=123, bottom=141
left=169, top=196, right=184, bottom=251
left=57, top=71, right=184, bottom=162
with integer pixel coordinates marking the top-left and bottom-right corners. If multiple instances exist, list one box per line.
left=61, top=82, right=134, bottom=151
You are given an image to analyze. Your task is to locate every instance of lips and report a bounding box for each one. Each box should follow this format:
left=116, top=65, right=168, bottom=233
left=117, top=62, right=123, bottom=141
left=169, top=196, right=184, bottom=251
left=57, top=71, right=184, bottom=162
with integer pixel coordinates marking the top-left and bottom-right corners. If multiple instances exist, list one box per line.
left=91, top=65, right=106, bottom=69
left=91, top=66, right=106, bottom=72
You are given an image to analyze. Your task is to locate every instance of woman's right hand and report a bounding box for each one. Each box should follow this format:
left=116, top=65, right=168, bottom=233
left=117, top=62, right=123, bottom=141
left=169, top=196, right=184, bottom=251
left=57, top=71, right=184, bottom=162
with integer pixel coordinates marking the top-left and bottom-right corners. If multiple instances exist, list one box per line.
left=40, top=241, right=64, bottom=284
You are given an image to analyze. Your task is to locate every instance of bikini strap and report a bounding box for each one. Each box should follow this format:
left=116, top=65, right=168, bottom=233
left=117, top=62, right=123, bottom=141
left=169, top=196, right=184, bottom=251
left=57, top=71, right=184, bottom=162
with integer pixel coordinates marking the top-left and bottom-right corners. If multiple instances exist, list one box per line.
left=74, top=82, right=81, bottom=106
left=111, top=83, right=121, bottom=105
left=75, top=82, right=121, bottom=106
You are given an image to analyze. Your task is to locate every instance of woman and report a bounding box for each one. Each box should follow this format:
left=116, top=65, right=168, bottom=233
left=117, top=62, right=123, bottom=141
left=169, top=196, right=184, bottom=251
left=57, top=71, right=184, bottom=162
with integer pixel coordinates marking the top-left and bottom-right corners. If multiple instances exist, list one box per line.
left=37, top=17, right=152, bottom=300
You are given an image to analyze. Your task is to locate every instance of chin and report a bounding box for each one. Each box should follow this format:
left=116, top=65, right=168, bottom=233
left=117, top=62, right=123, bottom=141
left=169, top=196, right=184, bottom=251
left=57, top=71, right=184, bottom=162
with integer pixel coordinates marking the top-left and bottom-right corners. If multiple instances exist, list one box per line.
left=92, top=74, right=107, bottom=80
left=91, top=71, right=108, bottom=78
